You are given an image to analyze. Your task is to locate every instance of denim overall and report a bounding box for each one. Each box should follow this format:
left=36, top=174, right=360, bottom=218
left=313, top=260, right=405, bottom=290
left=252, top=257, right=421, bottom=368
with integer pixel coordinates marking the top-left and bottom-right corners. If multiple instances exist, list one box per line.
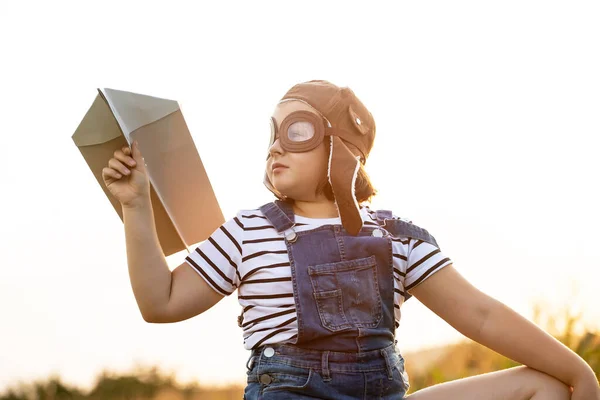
left=244, top=200, right=439, bottom=399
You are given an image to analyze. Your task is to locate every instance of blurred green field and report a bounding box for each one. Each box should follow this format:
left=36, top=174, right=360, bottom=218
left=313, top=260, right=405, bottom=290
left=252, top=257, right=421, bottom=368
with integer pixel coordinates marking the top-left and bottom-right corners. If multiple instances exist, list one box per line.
left=2, top=307, right=597, bottom=399
left=403, top=302, right=600, bottom=393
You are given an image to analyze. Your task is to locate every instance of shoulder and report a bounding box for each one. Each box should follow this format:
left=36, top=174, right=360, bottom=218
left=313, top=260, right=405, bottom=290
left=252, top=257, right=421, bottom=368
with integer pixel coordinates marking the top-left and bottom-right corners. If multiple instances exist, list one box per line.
left=237, top=207, right=268, bottom=222
left=209, top=209, right=264, bottom=242
left=227, top=206, right=281, bottom=237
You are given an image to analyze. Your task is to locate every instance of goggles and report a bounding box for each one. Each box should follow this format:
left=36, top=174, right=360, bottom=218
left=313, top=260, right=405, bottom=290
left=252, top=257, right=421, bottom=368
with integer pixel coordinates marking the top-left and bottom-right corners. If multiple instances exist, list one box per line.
left=267, top=99, right=337, bottom=159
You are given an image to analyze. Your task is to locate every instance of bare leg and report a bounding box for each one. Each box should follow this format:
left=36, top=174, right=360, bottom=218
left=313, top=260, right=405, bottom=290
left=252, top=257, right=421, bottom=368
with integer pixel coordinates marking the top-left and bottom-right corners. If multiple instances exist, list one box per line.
left=405, top=366, right=571, bottom=400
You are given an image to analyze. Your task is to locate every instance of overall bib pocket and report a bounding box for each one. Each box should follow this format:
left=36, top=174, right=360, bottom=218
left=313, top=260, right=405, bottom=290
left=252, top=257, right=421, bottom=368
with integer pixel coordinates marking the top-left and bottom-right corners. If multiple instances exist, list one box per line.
left=308, top=255, right=383, bottom=331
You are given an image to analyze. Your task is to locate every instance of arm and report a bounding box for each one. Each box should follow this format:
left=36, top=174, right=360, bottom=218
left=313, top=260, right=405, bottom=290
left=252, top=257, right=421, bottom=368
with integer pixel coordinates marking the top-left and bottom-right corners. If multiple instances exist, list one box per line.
left=123, top=197, right=223, bottom=322
left=409, top=265, right=597, bottom=388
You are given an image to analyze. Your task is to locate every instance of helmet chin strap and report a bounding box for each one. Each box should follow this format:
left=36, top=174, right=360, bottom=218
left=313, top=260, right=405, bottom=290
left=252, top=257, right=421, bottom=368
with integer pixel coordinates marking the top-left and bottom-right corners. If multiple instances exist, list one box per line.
left=263, top=173, right=287, bottom=200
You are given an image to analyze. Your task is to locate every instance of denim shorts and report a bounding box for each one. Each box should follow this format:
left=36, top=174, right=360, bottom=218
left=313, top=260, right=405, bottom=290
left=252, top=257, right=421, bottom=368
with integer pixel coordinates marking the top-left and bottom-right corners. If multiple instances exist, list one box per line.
left=243, top=342, right=410, bottom=399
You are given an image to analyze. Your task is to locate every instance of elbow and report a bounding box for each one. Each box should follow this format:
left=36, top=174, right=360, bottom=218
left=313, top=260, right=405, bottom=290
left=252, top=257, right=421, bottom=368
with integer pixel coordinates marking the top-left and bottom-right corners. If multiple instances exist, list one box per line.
left=142, top=312, right=158, bottom=323
left=141, top=306, right=180, bottom=324
left=142, top=314, right=157, bottom=323
left=141, top=309, right=165, bottom=324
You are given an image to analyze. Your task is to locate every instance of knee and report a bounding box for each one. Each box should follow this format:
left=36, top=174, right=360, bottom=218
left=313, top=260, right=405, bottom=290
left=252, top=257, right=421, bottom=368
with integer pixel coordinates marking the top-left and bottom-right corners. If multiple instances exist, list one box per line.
left=537, top=376, right=571, bottom=399
left=519, top=367, right=571, bottom=399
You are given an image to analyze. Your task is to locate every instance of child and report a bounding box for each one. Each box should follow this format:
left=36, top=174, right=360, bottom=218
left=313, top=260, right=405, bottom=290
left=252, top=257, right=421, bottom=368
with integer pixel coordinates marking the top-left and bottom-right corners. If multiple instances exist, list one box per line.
left=102, top=80, right=599, bottom=399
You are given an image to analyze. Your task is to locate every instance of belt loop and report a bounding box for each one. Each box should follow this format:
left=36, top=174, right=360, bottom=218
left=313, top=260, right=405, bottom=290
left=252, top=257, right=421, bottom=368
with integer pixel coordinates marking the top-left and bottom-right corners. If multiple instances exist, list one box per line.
left=321, top=350, right=331, bottom=382
left=380, top=348, right=394, bottom=380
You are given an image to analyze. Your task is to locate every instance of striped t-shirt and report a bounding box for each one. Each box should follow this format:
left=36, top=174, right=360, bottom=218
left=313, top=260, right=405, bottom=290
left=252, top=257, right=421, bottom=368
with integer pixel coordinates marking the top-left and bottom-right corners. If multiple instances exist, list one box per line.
left=185, top=205, right=453, bottom=350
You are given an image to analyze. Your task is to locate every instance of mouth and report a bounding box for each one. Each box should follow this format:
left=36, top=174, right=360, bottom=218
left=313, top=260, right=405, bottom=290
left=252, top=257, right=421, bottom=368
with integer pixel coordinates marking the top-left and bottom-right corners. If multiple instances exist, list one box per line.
left=272, top=163, right=288, bottom=172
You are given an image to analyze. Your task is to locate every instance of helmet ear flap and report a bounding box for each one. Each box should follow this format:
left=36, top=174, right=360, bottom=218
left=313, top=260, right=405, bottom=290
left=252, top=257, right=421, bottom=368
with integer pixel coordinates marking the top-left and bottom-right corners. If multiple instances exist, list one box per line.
left=329, top=136, right=363, bottom=236
left=263, top=170, right=287, bottom=200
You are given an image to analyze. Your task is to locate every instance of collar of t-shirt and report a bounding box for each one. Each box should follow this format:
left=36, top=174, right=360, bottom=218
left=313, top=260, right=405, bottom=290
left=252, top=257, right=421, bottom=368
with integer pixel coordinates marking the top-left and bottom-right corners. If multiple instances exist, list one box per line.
left=292, top=207, right=372, bottom=228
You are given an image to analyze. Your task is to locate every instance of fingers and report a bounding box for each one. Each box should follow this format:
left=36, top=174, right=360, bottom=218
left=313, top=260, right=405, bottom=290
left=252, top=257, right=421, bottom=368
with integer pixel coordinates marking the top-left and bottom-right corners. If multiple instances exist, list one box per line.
left=102, top=167, right=122, bottom=180
left=104, top=145, right=137, bottom=180
left=114, top=146, right=137, bottom=169
left=108, top=157, right=132, bottom=176
left=102, top=143, right=143, bottom=184
left=130, top=141, right=144, bottom=164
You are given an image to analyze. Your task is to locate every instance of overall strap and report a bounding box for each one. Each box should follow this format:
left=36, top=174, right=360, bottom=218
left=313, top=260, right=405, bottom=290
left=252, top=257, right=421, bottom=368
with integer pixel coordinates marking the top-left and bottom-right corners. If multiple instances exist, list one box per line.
left=373, top=209, right=440, bottom=249
left=374, top=209, right=393, bottom=224
left=258, top=200, right=296, bottom=233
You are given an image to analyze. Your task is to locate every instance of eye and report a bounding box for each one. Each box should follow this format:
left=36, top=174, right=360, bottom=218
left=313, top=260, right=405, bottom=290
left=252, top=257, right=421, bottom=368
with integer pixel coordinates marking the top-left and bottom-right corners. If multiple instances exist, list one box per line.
left=287, top=121, right=314, bottom=142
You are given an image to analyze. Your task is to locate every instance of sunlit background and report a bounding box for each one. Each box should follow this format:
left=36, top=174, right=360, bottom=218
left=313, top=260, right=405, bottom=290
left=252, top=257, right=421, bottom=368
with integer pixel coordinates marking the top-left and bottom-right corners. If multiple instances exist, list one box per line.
left=1, top=0, right=599, bottom=394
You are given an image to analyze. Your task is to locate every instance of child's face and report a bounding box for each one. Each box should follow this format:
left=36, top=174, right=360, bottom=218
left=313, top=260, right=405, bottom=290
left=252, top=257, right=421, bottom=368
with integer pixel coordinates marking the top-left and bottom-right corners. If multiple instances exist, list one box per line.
left=266, top=100, right=330, bottom=202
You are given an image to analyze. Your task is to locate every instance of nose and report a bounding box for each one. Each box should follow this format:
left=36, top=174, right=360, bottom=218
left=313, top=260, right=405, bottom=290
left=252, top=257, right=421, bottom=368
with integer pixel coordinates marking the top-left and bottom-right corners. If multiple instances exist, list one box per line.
left=268, top=137, right=284, bottom=158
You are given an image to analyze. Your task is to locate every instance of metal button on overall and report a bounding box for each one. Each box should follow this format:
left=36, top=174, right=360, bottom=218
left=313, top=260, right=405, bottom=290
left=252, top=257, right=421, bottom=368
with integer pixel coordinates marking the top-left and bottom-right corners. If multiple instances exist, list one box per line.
left=372, top=228, right=384, bottom=237
left=285, top=230, right=298, bottom=242
left=260, top=374, right=272, bottom=385
left=264, top=347, right=275, bottom=357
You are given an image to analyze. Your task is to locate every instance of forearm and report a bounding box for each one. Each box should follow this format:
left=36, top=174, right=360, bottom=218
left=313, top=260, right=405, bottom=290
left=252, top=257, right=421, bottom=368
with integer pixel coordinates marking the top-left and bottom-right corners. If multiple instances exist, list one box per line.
left=475, top=298, right=595, bottom=387
left=123, top=196, right=172, bottom=322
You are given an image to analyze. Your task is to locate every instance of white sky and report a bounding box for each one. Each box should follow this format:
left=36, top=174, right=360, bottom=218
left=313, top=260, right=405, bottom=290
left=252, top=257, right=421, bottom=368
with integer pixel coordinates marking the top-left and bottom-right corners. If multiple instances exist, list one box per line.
left=1, top=0, right=599, bottom=392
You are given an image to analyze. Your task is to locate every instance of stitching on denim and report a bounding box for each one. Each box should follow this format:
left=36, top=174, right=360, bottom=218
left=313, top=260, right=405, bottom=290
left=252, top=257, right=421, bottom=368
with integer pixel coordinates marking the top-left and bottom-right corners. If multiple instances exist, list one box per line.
left=264, top=356, right=393, bottom=372
left=286, top=239, right=304, bottom=343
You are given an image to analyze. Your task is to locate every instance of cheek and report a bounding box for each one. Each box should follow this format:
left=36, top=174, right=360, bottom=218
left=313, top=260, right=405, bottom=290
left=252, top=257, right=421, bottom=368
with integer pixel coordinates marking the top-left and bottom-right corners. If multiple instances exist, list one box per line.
left=315, top=144, right=331, bottom=175
left=302, top=148, right=330, bottom=180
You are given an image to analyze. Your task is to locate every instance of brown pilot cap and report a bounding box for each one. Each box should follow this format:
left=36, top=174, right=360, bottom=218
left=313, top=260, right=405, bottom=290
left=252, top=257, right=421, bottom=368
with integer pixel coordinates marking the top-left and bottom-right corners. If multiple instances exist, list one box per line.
left=280, top=80, right=376, bottom=163
left=265, top=80, right=377, bottom=235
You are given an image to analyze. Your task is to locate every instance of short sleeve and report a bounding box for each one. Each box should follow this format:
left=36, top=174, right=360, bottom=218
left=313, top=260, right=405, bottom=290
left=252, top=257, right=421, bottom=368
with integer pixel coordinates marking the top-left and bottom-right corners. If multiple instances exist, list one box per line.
left=404, top=236, right=453, bottom=298
left=184, top=211, right=244, bottom=296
